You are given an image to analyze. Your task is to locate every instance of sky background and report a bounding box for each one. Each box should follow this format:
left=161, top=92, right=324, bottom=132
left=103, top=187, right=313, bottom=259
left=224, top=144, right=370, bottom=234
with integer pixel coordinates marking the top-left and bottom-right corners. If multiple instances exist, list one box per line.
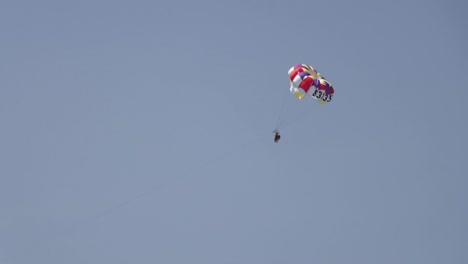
left=1, top=0, right=467, bottom=263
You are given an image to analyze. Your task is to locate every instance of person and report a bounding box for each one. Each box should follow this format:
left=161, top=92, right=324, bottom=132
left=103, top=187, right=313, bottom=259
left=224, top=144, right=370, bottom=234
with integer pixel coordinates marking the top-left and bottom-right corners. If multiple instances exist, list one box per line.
left=274, top=132, right=281, bottom=143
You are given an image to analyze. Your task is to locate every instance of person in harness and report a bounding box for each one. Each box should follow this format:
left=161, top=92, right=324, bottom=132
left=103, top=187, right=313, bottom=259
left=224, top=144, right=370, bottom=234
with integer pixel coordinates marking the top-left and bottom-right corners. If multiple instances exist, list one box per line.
left=274, top=131, right=281, bottom=143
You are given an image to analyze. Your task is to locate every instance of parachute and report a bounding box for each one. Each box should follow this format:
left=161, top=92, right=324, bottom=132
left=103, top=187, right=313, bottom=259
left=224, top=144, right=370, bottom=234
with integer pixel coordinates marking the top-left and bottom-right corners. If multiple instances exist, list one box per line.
left=288, top=63, right=335, bottom=104
left=273, top=63, right=336, bottom=137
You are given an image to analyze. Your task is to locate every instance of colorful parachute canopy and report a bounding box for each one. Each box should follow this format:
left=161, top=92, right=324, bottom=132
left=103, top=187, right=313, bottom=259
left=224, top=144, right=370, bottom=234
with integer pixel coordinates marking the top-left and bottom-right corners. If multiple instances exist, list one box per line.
left=288, top=63, right=334, bottom=104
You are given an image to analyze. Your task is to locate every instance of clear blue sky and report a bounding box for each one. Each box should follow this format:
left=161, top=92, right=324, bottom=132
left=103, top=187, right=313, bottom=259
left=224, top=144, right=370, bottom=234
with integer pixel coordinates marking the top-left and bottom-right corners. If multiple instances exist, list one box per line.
left=1, top=0, right=467, bottom=263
